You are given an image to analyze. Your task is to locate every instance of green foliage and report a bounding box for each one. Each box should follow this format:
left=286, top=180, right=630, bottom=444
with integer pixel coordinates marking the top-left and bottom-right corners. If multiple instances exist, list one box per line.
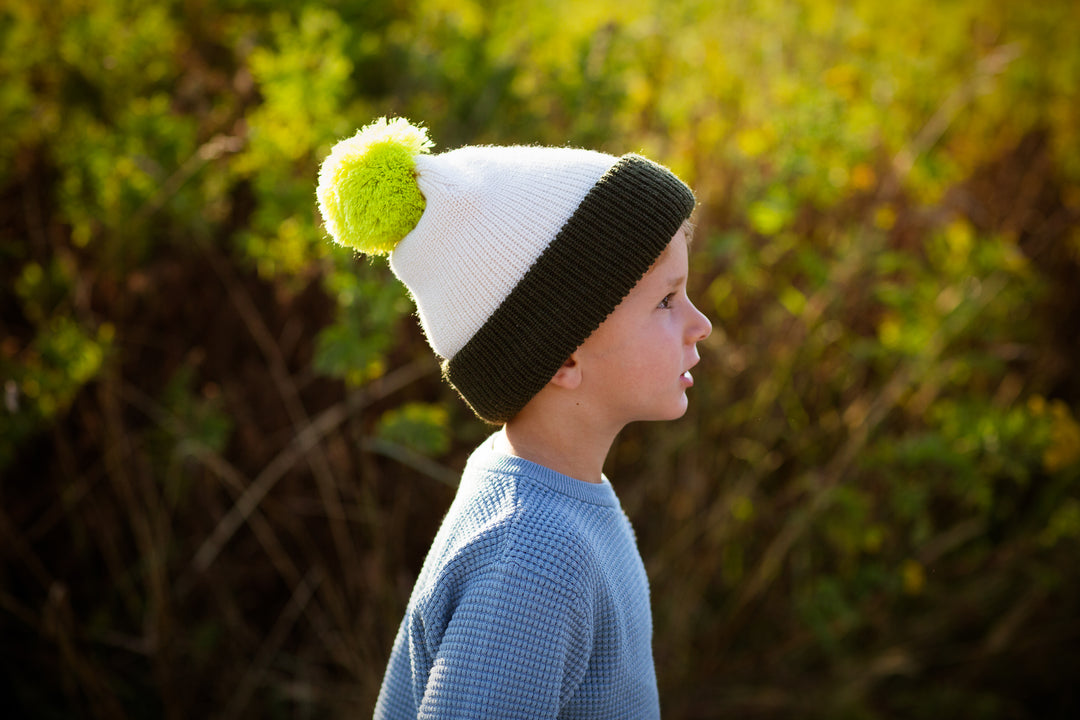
left=2, top=0, right=1079, bottom=718
left=1, top=255, right=113, bottom=468
left=376, top=402, right=451, bottom=458
left=313, top=250, right=410, bottom=386
left=0, top=314, right=112, bottom=467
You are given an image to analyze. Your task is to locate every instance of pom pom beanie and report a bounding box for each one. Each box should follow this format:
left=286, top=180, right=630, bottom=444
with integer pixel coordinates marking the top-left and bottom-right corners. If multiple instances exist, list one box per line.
left=316, top=117, right=696, bottom=424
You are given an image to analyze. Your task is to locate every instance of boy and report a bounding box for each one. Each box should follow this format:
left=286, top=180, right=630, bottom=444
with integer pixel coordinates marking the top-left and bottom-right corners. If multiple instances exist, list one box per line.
left=316, top=118, right=711, bottom=719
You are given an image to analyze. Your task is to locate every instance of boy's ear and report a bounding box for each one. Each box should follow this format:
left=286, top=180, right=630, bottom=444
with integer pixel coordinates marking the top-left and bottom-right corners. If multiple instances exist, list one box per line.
left=549, top=353, right=582, bottom=390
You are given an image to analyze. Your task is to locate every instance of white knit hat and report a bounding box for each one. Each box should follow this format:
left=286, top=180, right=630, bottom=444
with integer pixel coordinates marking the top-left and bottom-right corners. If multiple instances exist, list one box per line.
left=316, top=118, right=695, bottom=423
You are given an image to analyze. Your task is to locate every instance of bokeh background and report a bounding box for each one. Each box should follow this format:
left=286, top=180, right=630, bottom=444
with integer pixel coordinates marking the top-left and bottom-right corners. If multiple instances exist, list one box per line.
left=3, top=0, right=1079, bottom=717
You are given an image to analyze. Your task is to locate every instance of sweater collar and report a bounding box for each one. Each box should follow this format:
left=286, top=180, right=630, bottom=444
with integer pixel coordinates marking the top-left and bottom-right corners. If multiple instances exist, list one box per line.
left=465, top=431, right=620, bottom=508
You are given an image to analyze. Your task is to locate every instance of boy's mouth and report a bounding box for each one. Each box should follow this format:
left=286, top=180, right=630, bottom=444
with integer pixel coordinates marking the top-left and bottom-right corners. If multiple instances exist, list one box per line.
left=680, top=370, right=694, bottom=387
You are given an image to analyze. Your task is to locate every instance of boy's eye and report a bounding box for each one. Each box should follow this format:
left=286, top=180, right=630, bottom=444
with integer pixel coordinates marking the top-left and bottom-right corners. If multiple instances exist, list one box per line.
left=658, top=293, right=674, bottom=310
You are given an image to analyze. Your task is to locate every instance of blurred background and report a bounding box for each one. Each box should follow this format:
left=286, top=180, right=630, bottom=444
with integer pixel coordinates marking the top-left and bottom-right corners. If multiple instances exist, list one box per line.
left=2, top=0, right=1079, bottom=717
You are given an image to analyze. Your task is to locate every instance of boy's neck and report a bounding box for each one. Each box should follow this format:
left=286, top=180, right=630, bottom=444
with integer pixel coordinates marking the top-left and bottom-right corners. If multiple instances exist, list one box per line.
left=498, top=412, right=620, bottom=485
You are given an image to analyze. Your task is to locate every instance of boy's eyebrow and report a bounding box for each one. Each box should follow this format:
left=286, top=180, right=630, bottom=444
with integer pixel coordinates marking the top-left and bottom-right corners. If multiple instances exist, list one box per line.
left=667, top=274, right=687, bottom=289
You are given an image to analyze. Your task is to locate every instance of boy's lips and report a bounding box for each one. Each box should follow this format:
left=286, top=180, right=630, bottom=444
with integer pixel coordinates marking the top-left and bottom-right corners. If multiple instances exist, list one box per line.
left=681, top=358, right=700, bottom=387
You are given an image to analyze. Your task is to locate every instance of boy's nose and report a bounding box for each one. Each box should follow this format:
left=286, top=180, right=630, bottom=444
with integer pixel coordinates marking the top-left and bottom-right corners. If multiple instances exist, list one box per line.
left=689, top=302, right=712, bottom=343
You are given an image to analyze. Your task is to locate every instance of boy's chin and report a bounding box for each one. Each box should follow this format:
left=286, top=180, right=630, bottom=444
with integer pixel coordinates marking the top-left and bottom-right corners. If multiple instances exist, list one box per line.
left=636, top=397, right=690, bottom=424
left=668, top=393, right=691, bottom=419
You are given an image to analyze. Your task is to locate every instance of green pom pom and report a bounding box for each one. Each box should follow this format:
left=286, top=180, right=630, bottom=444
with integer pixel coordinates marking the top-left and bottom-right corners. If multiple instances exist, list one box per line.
left=316, top=117, right=434, bottom=255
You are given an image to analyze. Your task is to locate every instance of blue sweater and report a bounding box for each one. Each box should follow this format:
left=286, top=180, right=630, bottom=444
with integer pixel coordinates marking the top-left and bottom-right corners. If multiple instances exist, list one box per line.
left=374, top=432, right=660, bottom=719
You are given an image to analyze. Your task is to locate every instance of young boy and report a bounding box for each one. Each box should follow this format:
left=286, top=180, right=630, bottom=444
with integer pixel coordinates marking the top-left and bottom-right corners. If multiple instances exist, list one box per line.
left=316, top=118, right=711, bottom=719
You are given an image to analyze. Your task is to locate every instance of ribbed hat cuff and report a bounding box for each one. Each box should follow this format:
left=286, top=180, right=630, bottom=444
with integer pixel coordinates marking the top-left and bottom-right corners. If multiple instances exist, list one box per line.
left=443, top=153, right=696, bottom=424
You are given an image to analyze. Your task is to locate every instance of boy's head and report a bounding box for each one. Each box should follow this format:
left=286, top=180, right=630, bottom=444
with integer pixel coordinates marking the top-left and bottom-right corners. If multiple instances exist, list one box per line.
left=540, top=222, right=712, bottom=430
left=316, top=117, right=697, bottom=424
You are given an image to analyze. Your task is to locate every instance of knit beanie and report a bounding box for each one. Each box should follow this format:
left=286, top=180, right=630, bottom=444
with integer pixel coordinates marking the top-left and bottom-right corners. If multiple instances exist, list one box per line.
left=316, top=117, right=695, bottom=424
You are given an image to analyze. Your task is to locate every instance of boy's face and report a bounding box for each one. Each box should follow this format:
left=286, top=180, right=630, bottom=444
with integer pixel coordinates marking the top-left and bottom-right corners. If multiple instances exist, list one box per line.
left=574, top=226, right=712, bottom=427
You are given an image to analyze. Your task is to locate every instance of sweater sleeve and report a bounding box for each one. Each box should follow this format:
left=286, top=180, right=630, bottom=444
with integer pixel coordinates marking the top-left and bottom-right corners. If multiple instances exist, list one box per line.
left=416, top=554, right=594, bottom=719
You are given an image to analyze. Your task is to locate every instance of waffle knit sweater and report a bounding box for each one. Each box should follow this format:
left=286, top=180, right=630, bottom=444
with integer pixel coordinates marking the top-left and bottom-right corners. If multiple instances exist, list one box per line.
left=374, top=432, right=660, bottom=719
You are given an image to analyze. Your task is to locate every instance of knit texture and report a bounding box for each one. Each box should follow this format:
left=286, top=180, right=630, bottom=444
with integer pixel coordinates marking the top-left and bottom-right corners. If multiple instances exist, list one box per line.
left=443, top=154, right=696, bottom=423
left=374, top=433, right=660, bottom=720
left=394, top=145, right=618, bottom=360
